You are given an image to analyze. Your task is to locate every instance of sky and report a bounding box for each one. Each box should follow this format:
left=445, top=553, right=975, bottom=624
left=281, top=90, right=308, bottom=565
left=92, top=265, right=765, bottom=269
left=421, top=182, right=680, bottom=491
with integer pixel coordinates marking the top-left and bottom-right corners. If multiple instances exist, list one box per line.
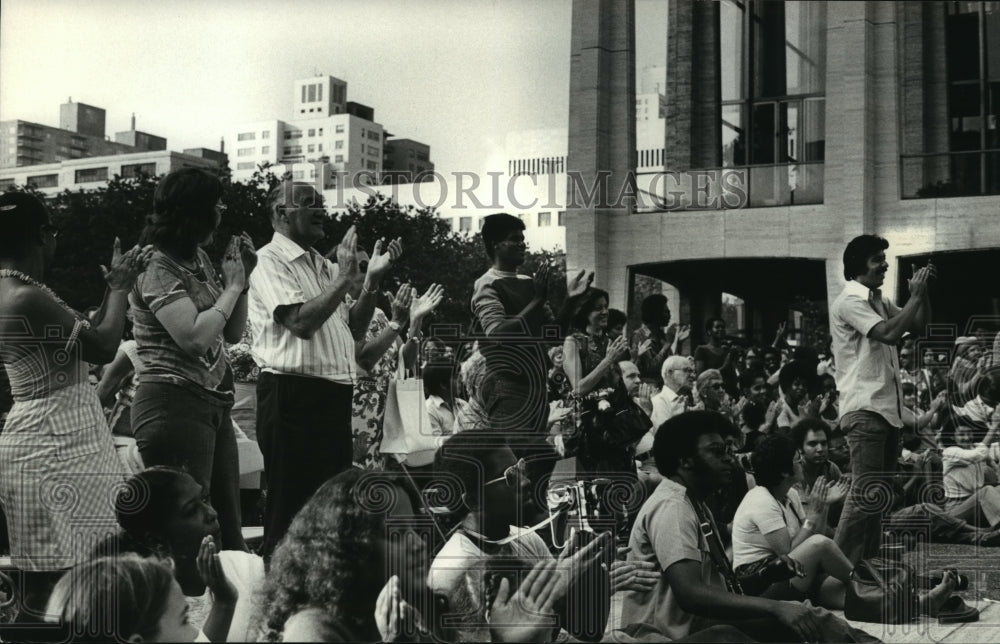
left=1, top=0, right=667, bottom=176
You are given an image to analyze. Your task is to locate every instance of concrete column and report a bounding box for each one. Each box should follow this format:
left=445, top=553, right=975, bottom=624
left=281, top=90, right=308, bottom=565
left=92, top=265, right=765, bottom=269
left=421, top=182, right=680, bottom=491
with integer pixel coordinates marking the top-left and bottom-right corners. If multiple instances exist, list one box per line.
left=565, top=0, right=637, bottom=304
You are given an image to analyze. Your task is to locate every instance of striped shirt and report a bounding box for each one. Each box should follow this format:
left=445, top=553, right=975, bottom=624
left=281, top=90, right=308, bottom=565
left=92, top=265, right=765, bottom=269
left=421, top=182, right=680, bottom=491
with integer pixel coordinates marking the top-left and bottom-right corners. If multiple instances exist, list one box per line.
left=248, top=231, right=355, bottom=384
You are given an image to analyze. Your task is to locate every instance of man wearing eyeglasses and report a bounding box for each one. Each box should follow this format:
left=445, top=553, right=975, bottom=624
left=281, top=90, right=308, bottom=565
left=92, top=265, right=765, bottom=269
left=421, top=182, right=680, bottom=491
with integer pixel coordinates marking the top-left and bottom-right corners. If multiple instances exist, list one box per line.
left=651, top=355, right=696, bottom=428
left=248, top=180, right=402, bottom=560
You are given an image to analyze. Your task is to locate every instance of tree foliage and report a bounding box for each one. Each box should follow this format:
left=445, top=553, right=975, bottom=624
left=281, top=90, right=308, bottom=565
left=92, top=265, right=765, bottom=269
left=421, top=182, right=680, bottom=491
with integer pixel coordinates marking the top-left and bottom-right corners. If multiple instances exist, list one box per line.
left=6, top=171, right=565, bottom=331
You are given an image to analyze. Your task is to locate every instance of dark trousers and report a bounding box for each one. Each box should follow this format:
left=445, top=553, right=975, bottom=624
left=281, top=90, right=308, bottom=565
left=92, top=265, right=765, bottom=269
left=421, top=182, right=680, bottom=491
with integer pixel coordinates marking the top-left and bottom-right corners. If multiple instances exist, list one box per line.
left=834, top=410, right=900, bottom=565
left=132, top=382, right=245, bottom=551
left=256, top=372, right=353, bottom=560
left=481, top=371, right=559, bottom=493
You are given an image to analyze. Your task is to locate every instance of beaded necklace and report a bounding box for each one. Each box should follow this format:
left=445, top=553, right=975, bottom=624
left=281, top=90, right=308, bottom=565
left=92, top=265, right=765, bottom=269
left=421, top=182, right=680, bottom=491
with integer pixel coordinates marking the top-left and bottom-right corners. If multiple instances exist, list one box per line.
left=0, top=269, right=92, bottom=329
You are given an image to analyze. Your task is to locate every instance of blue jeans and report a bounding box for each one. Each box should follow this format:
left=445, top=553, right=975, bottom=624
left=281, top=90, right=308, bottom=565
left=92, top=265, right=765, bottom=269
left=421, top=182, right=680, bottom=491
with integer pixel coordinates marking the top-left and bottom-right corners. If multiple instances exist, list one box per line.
left=834, top=410, right=899, bottom=565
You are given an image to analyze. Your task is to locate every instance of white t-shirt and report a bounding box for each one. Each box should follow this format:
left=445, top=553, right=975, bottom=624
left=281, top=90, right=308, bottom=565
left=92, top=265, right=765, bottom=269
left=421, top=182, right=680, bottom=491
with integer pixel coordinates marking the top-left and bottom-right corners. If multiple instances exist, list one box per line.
left=428, top=525, right=552, bottom=598
left=732, top=486, right=805, bottom=569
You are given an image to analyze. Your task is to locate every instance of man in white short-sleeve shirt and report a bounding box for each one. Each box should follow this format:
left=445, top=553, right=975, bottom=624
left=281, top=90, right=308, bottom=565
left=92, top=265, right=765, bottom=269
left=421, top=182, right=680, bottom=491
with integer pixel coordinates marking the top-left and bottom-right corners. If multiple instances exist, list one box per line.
left=829, top=234, right=935, bottom=564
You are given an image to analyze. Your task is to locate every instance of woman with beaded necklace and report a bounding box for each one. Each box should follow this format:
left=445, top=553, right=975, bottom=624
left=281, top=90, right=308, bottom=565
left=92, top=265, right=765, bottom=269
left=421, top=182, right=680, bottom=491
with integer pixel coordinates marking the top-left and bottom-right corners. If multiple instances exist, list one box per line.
left=0, top=190, right=152, bottom=621
left=130, top=168, right=256, bottom=553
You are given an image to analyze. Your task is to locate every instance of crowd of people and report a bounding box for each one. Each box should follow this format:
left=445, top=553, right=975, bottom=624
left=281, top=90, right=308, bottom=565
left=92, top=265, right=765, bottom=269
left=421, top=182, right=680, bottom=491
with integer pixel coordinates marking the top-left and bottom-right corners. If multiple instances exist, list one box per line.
left=0, top=169, right=998, bottom=642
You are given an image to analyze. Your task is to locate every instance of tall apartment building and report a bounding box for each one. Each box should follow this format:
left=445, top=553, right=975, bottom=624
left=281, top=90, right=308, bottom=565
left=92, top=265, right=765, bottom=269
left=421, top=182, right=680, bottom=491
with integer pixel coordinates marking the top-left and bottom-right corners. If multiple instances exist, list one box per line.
left=1, top=100, right=167, bottom=168
left=565, top=0, right=1000, bottom=343
left=227, top=76, right=391, bottom=189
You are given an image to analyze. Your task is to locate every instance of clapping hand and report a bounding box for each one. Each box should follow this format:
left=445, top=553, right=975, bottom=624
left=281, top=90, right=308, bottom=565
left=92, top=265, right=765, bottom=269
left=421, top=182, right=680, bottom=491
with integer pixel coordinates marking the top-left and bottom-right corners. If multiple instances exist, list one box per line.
left=410, top=283, right=444, bottom=322
left=237, top=232, right=257, bottom=277
left=607, top=335, right=629, bottom=363
left=567, top=269, right=595, bottom=298
left=334, top=225, right=360, bottom=280
left=533, top=262, right=550, bottom=302
left=676, top=324, right=691, bottom=344
left=375, top=575, right=426, bottom=643
left=367, top=237, right=404, bottom=280
left=637, top=339, right=653, bottom=356
left=609, top=547, right=659, bottom=594
left=489, top=560, right=560, bottom=644
left=825, top=478, right=850, bottom=505
left=102, top=239, right=154, bottom=291
left=390, top=284, right=413, bottom=325
left=804, top=476, right=831, bottom=513
left=196, top=536, right=237, bottom=605
left=220, top=236, right=247, bottom=292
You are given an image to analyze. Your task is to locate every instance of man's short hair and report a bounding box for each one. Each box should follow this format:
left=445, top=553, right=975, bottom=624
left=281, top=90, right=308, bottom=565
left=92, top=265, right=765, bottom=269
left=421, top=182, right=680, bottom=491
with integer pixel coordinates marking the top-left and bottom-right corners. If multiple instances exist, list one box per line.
left=661, top=355, right=690, bottom=384
left=791, top=417, right=831, bottom=451
left=640, top=294, right=668, bottom=326
left=843, top=234, right=889, bottom=281
left=481, top=213, right=524, bottom=259
left=653, top=410, right=738, bottom=476
left=266, top=181, right=321, bottom=220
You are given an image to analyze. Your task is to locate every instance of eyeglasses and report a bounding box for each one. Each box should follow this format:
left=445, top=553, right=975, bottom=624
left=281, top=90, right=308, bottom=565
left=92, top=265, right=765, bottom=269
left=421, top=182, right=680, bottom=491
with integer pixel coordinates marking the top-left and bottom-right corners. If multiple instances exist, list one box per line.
left=672, top=368, right=695, bottom=374
left=485, top=458, right=528, bottom=488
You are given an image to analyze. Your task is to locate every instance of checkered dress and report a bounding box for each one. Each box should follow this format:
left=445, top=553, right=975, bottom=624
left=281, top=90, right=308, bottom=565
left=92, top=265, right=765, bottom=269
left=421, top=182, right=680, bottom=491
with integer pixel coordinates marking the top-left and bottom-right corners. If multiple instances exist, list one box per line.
left=0, top=345, right=126, bottom=571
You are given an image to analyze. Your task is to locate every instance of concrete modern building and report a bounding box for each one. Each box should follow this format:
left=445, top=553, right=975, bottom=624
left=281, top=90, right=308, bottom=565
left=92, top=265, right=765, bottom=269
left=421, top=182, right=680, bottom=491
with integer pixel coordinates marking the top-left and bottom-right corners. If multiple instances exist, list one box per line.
left=565, top=0, right=1000, bottom=347
left=1, top=100, right=168, bottom=169
left=382, top=138, right=435, bottom=184
left=227, top=76, right=396, bottom=189
left=0, top=150, right=222, bottom=196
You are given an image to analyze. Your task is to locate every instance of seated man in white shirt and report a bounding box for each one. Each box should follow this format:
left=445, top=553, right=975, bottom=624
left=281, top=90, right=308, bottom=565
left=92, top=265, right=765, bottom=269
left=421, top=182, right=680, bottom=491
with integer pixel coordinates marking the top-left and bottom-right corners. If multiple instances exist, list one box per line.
left=651, top=355, right=694, bottom=428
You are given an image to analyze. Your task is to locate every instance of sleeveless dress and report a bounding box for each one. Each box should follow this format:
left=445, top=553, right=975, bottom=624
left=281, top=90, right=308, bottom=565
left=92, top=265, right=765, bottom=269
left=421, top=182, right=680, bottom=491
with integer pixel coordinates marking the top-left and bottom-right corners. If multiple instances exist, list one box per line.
left=0, top=319, right=126, bottom=571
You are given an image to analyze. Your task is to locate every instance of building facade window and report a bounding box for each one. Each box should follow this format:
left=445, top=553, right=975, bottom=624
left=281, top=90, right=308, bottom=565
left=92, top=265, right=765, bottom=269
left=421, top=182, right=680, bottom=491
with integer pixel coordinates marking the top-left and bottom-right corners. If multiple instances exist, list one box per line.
left=237, top=132, right=255, bottom=141
left=237, top=147, right=255, bottom=157
left=558, top=211, right=565, bottom=226
left=121, top=163, right=157, bottom=179
left=538, top=212, right=551, bottom=227
left=308, top=129, right=315, bottom=137
left=717, top=0, right=826, bottom=207
left=900, top=1, right=1000, bottom=198
left=308, top=144, right=315, bottom=153
left=27, top=174, right=58, bottom=188
left=262, top=130, right=270, bottom=139
left=75, top=167, right=108, bottom=183
left=336, top=124, right=345, bottom=133
left=336, top=140, right=344, bottom=149
left=236, top=162, right=256, bottom=170
left=0, top=178, right=15, bottom=190
left=261, top=146, right=270, bottom=154
left=459, top=216, right=472, bottom=232
left=335, top=154, right=344, bottom=162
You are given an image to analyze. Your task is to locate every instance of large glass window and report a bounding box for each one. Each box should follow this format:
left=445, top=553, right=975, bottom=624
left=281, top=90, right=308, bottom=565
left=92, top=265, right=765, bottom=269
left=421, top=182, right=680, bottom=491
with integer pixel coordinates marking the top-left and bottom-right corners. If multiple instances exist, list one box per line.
left=901, top=2, right=1000, bottom=198
left=719, top=0, right=826, bottom=206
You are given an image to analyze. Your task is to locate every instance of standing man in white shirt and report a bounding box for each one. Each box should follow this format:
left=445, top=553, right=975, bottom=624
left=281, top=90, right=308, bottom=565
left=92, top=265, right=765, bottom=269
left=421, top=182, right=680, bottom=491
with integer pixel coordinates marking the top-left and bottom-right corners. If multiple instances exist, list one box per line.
left=248, top=181, right=401, bottom=559
left=830, top=234, right=935, bottom=564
